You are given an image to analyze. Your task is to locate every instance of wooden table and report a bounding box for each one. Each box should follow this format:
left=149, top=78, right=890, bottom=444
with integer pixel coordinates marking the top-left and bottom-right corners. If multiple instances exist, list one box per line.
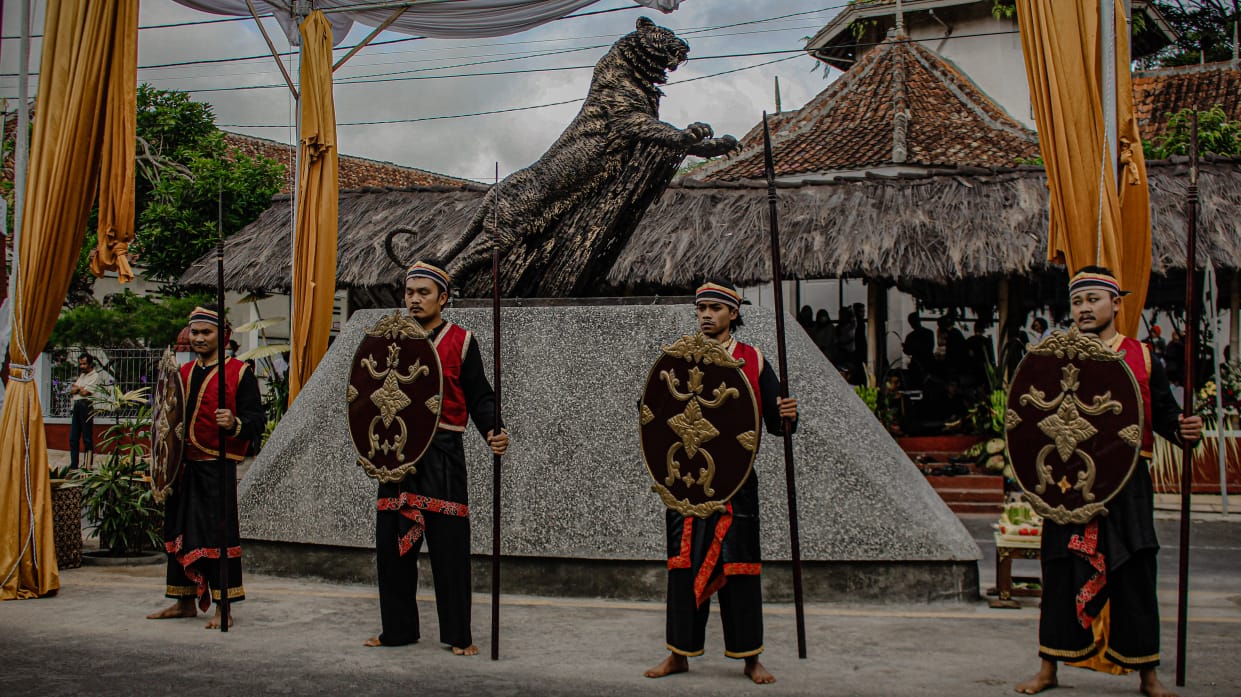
left=988, top=532, right=1041, bottom=609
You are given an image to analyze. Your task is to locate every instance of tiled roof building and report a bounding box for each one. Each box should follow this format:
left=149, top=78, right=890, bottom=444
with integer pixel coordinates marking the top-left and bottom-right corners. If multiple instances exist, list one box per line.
left=695, top=34, right=1039, bottom=182
left=1133, top=60, right=1241, bottom=138
left=222, top=131, right=474, bottom=192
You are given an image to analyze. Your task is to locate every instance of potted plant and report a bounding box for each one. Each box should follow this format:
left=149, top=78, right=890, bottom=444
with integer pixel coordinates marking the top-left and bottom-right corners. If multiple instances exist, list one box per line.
left=77, top=385, right=163, bottom=561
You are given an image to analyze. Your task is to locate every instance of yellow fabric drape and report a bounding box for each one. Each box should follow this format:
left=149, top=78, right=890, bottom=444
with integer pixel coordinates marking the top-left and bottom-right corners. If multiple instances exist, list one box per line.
left=287, top=11, right=340, bottom=404
left=1, top=0, right=139, bottom=601
left=1017, top=0, right=1151, bottom=337
left=88, top=1, right=138, bottom=283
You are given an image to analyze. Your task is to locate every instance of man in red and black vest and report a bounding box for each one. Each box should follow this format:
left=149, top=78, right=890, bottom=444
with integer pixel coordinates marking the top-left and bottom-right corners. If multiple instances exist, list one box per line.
left=645, top=279, right=798, bottom=685
left=147, top=305, right=263, bottom=629
left=1016, top=267, right=1202, bottom=697
left=364, top=259, right=508, bottom=655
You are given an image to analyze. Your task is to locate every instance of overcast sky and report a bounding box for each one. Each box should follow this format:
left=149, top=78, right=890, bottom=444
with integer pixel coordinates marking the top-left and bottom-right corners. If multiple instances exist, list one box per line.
left=0, top=1, right=843, bottom=182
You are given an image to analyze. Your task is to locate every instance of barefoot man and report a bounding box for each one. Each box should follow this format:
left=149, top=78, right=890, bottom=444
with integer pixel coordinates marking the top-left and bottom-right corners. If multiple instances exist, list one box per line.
left=364, top=260, right=507, bottom=654
left=645, top=280, right=797, bottom=685
left=1015, top=267, right=1201, bottom=696
left=147, top=306, right=263, bottom=629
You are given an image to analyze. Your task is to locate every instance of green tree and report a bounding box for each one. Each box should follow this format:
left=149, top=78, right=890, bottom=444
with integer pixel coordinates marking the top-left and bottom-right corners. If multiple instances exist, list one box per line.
left=1147, top=1, right=1239, bottom=67
left=68, top=85, right=284, bottom=298
left=50, top=291, right=212, bottom=350
left=1144, top=105, right=1241, bottom=158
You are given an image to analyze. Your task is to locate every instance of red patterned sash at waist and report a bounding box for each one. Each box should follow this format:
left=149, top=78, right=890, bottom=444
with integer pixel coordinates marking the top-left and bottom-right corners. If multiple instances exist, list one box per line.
left=1068, top=519, right=1107, bottom=629
left=377, top=493, right=470, bottom=557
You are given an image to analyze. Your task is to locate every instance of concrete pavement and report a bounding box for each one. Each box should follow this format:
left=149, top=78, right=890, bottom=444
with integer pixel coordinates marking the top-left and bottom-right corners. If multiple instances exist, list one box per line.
left=3, top=516, right=1239, bottom=696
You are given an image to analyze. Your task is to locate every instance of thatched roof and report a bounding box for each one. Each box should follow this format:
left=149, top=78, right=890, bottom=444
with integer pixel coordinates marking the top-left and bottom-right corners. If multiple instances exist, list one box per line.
left=180, top=158, right=1241, bottom=296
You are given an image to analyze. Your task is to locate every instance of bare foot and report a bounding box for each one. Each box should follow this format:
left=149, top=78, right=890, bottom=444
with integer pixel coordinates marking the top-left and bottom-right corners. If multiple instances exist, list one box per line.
left=363, top=636, right=383, bottom=647
left=451, top=644, right=479, bottom=656
left=1015, top=659, right=1058, bottom=694
left=744, top=657, right=776, bottom=684
left=146, top=600, right=196, bottom=620
left=1140, top=668, right=1177, bottom=697
left=644, top=653, right=688, bottom=679
left=204, top=608, right=235, bottom=629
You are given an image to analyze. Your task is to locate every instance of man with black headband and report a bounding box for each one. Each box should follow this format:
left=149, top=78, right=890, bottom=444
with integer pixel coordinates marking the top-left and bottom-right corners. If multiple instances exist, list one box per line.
left=1016, top=266, right=1202, bottom=697
left=645, top=279, right=798, bottom=685
left=364, top=259, right=508, bottom=656
left=147, top=305, right=263, bottom=629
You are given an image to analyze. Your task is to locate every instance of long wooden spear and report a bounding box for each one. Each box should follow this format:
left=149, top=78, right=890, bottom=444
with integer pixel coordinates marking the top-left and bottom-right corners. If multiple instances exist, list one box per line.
left=1174, top=109, right=1199, bottom=688
left=490, top=163, right=503, bottom=661
left=761, top=112, right=807, bottom=659
left=216, top=185, right=232, bottom=633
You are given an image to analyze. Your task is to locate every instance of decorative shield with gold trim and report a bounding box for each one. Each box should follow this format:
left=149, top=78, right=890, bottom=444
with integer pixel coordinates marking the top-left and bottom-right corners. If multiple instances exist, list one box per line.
left=1005, top=327, right=1144, bottom=525
left=150, top=348, right=185, bottom=504
left=639, top=333, right=761, bottom=518
left=346, top=311, right=443, bottom=483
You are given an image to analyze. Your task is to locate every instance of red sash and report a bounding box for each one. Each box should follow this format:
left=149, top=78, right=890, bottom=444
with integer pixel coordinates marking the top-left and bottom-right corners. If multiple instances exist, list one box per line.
left=180, top=358, right=250, bottom=462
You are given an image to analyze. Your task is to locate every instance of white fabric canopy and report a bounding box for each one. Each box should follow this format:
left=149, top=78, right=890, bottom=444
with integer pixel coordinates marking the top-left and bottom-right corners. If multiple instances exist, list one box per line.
left=173, top=0, right=682, bottom=45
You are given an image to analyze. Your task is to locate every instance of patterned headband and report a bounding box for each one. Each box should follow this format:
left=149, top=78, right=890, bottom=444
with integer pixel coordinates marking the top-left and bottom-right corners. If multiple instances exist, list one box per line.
left=188, top=306, right=220, bottom=324
left=695, top=282, right=742, bottom=310
left=405, top=261, right=451, bottom=293
left=1069, top=271, right=1130, bottom=298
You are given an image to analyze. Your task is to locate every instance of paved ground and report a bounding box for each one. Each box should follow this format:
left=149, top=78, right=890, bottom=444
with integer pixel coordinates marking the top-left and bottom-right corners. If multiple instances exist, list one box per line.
left=2, top=514, right=1239, bottom=697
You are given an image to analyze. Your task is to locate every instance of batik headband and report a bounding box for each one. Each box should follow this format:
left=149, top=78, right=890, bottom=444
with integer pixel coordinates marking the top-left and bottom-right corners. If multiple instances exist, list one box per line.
left=405, top=261, right=451, bottom=293
left=1068, top=271, right=1130, bottom=298
left=695, top=282, right=743, bottom=310
left=188, top=306, right=220, bottom=324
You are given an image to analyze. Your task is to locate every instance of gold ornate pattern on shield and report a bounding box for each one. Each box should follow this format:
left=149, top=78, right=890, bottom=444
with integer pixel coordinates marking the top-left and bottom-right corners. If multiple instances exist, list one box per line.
left=149, top=348, right=185, bottom=504
left=347, top=311, right=443, bottom=483
left=639, top=333, right=761, bottom=518
left=1005, top=327, right=1144, bottom=525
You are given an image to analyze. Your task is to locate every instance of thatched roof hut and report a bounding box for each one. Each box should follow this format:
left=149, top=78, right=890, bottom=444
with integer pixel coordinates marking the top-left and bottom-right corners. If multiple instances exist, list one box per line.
left=181, top=158, right=1241, bottom=307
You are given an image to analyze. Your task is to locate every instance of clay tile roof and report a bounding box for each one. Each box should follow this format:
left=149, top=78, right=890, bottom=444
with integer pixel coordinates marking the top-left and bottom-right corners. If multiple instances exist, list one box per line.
left=222, top=131, right=473, bottom=193
left=695, top=36, right=1038, bottom=182
left=1133, top=60, right=1241, bottom=139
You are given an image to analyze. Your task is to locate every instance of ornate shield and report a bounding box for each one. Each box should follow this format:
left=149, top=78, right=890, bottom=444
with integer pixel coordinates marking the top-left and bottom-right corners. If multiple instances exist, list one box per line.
left=1005, top=327, right=1145, bottom=525
left=150, top=348, right=185, bottom=504
left=639, top=333, right=761, bottom=518
left=347, top=311, right=443, bottom=483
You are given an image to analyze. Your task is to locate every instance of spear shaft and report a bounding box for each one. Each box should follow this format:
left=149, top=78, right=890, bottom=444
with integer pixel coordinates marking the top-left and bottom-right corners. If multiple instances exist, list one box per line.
left=1174, top=109, right=1199, bottom=688
left=761, top=112, right=807, bottom=659
left=490, top=163, right=503, bottom=661
left=216, top=185, right=231, bottom=633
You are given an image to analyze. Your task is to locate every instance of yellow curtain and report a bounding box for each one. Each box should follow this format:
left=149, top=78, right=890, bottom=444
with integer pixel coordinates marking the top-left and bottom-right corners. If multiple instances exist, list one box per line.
left=287, top=10, right=339, bottom=404
left=1, top=0, right=139, bottom=601
left=88, top=1, right=138, bottom=283
left=1017, top=0, right=1151, bottom=337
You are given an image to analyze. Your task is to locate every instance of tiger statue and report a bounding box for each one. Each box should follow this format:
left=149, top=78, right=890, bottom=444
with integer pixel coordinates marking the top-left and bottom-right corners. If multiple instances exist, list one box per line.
left=441, top=16, right=737, bottom=296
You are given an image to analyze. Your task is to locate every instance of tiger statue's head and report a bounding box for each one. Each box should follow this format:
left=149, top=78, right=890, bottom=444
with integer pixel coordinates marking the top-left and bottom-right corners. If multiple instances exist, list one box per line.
left=615, top=17, right=690, bottom=87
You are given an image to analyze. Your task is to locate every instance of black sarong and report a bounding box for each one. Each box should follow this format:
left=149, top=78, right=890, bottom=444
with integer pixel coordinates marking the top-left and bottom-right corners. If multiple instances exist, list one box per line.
left=375, top=431, right=472, bottom=648
left=163, top=459, right=244, bottom=609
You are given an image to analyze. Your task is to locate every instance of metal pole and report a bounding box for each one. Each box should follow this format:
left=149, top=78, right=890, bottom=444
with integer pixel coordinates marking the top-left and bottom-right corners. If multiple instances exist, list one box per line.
left=1174, top=111, right=1200, bottom=687
left=761, top=112, right=807, bottom=659
left=1101, top=0, right=1118, bottom=186
left=490, top=163, right=503, bottom=661
left=216, top=186, right=232, bottom=633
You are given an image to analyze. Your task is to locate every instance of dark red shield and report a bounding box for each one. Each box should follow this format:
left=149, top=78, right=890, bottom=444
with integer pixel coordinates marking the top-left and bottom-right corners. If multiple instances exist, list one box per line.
left=347, top=311, right=443, bottom=483
left=150, top=348, right=185, bottom=504
left=639, top=333, right=760, bottom=518
left=1005, top=328, right=1145, bottom=525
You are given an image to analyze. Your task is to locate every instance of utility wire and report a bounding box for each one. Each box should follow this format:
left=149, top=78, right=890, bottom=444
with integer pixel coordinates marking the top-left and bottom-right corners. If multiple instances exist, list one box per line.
left=218, top=52, right=803, bottom=127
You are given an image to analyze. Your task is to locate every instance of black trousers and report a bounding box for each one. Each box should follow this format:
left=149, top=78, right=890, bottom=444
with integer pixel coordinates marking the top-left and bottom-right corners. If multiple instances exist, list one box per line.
left=666, top=570, right=763, bottom=659
left=1039, top=549, right=1160, bottom=669
left=376, top=508, right=472, bottom=648
left=68, top=400, right=94, bottom=469
left=163, top=461, right=244, bottom=607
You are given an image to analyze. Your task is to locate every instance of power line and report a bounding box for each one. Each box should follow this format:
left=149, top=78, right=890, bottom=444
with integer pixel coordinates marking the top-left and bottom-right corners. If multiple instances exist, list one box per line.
left=217, top=52, right=804, bottom=128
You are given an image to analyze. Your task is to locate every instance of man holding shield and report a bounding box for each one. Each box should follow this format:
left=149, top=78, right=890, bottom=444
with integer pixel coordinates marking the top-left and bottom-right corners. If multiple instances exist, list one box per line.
left=1015, top=267, right=1202, bottom=697
left=644, top=279, right=797, bottom=685
left=363, top=260, right=508, bottom=655
left=146, top=306, right=263, bottom=629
